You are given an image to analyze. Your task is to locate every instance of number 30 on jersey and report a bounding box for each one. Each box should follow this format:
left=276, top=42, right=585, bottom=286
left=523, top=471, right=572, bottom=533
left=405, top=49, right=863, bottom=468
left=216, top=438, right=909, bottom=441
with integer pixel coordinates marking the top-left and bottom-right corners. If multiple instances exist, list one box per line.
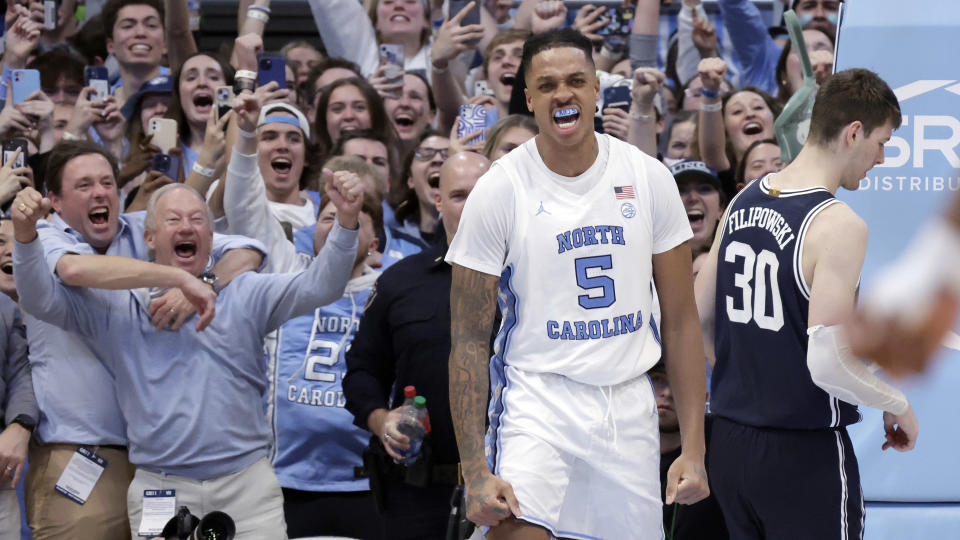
left=724, top=241, right=784, bottom=331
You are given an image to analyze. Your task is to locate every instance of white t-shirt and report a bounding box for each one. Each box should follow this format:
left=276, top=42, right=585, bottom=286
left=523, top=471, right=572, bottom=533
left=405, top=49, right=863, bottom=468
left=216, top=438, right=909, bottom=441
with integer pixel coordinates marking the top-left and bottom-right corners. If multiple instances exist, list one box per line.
left=267, top=193, right=317, bottom=232
left=446, top=133, right=692, bottom=386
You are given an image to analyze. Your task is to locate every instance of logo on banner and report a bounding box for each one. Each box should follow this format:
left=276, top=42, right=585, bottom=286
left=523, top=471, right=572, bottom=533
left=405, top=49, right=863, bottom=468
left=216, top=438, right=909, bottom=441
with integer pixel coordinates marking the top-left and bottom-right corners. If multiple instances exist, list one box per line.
left=860, top=79, right=960, bottom=192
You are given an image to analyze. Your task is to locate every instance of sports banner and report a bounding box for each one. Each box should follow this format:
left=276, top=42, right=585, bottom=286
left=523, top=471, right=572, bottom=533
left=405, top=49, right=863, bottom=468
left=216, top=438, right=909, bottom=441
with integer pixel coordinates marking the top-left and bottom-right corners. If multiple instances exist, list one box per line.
left=836, top=0, right=960, bottom=537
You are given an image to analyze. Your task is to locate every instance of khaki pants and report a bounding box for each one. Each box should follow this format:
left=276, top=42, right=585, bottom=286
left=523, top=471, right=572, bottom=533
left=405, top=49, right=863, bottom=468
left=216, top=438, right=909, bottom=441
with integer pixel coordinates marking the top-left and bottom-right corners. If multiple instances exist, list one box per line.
left=0, top=488, right=20, bottom=540
left=126, top=457, right=287, bottom=540
left=25, top=441, right=135, bottom=540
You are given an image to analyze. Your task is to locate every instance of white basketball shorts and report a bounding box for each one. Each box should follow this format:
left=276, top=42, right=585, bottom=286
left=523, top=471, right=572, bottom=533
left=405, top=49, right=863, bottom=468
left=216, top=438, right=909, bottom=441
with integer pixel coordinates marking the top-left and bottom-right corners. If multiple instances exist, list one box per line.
left=485, top=360, right=663, bottom=540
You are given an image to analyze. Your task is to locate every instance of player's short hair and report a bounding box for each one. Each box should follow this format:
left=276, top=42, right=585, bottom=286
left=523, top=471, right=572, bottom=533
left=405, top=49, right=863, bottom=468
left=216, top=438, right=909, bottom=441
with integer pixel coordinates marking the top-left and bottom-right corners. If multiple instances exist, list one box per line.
left=807, top=68, right=901, bottom=147
left=483, top=29, right=531, bottom=79
left=520, top=28, right=595, bottom=85
left=45, top=140, right=120, bottom=196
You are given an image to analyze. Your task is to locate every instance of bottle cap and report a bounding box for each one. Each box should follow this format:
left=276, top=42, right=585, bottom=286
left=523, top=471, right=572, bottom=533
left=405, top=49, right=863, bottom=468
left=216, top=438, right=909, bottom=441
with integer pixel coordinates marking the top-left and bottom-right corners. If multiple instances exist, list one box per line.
left=413, top=396, right=427, bottom=409
left=404, top=385, right=416, bottom=397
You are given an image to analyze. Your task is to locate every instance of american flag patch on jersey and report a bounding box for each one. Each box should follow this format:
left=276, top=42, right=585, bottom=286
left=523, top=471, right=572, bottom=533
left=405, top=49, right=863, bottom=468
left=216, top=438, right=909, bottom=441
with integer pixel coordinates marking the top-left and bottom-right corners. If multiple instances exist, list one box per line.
left=614, top=186, right=635, bottom=199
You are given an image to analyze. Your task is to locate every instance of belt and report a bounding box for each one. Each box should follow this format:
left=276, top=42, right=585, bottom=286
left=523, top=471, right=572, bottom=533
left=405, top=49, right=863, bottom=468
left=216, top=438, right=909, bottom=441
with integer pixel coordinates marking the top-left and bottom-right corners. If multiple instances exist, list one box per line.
left=354, top=462, right=462, bottom=486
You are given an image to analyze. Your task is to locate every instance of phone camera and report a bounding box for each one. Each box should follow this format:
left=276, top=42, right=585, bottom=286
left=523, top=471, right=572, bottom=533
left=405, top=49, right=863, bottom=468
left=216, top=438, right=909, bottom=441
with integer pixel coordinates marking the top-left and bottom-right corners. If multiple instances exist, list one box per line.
left=261, top=59, right=272, bottom=69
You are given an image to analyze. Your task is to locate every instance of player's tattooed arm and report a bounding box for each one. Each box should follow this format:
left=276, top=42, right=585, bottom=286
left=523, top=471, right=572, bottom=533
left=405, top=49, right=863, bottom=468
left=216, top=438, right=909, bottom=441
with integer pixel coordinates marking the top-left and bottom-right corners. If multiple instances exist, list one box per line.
left=449, top=264, right=522, bottom=526
left=449, top=264, right=499, bottom=482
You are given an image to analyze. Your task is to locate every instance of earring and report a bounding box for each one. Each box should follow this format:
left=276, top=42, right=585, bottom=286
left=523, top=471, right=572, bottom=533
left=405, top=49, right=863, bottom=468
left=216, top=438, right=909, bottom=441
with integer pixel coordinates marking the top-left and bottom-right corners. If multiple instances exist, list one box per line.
left=367, top=251, right=372, bottom=257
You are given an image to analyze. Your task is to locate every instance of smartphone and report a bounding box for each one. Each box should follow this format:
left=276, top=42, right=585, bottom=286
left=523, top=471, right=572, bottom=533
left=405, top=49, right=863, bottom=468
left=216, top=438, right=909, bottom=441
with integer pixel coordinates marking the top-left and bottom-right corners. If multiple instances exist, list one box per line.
left=594, top=6, right=635, bottom=36
left=215, top=86, right=234, bottom=121
left=147, top=118, right=178, bottom=153
left=457, top=104, right=499, bottom=143
left=84, top=66, right=109, bottom=102
left=378, top=44, right=405, bottom=99
left=602, top=85, right=632, bottom=113
left=449, top=0, right=480, bottom=27
left=257, top=56, right=286, bottom=89
left=11, top=69, right=40, bottom=105
left=474, top=80, right=494, bottom=98
left=43, top=0, right=57, bottom=30
left=2, top=139, right=27, bottom=169
left=150, top=153, right=180, bottom=181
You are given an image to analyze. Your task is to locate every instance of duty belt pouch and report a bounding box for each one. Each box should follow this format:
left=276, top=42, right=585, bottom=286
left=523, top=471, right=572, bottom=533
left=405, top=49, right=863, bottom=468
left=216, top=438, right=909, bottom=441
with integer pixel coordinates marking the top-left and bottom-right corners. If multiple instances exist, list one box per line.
left=362, top=436, right=389, bottom=514
left=403, top=434, right=433, bottom=487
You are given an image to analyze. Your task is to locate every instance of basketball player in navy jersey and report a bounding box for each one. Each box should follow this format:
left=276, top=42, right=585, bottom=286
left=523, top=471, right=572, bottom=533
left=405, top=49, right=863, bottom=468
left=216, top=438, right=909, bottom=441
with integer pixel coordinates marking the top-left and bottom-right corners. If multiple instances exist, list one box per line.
left=695, top=68, right=919, bottom=540
left=447, top=28, right=709, bottom=539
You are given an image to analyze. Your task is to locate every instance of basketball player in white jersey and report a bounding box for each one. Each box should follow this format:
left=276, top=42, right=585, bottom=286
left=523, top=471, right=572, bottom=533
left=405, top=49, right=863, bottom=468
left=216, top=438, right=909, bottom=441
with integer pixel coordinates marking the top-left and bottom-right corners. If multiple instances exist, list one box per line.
left=446, top=28, right=709, bottom=539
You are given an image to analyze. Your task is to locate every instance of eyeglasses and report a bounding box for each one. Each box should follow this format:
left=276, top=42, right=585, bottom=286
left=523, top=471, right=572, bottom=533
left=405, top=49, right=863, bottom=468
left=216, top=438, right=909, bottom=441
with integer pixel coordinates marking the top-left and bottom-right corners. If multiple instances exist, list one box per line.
left=414, top=147, right=449, bottom=161
left=677, top=182, right=718, bottom=196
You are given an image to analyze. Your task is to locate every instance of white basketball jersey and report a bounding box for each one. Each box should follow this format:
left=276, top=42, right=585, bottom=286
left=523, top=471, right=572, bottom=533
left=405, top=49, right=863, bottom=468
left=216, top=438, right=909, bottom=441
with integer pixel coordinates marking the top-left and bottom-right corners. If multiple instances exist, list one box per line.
left=448, top=134, right=692, bottom=386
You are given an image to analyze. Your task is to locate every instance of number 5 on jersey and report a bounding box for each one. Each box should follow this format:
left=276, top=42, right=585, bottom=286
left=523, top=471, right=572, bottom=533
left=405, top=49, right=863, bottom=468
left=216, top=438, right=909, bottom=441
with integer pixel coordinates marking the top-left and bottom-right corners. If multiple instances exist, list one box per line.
left=724, top=241, right=784, bottom=331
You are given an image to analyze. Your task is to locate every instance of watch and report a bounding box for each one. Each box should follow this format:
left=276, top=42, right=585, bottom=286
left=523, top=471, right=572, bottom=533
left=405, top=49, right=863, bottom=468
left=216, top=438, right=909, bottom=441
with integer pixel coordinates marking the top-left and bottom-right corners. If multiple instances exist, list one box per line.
left=200, top=271, right=221, bottom=294
left=11, top=414, right=36, bottom=432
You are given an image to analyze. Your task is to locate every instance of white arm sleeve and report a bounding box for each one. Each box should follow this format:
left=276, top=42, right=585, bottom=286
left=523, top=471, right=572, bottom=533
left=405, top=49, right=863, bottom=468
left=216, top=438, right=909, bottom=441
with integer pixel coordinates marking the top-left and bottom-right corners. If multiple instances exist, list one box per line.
left=807, top=324, right=909, bottom=415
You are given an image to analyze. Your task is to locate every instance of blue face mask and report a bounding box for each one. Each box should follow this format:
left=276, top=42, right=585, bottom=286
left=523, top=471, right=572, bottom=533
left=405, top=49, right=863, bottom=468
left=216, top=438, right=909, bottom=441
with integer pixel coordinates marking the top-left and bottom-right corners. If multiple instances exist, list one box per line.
left=799, top=12, right=838, bottom=26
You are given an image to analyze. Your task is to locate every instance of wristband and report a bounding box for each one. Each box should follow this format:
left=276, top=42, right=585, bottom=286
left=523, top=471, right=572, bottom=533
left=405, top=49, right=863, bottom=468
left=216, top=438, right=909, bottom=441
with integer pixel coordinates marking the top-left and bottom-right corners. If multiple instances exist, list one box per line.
left=246, top=9, right=269, bottom=23
left=629, top=111, right=654, bottom=121
left=192, top=162, right=216, bottom=178
left=700, top=88, right=719, bottom=99
left=700, top=101, right=722, bottom=113
left=431, top=61, right=448, bottom=74
left=234, top=77, right=256, bottom=95
left=248, top=4, right=271, bottom=14
left=235, top=69, right=257, bottom=81
left=238, top=128, right=257, bottom=139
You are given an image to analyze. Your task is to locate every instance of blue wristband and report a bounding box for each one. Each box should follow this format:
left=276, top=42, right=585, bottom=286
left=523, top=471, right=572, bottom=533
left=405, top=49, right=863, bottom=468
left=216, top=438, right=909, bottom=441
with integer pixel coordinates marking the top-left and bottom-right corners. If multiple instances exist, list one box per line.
left=700, top=88, right=719, bottom=99
left=249, top=5, right=271, bottom=13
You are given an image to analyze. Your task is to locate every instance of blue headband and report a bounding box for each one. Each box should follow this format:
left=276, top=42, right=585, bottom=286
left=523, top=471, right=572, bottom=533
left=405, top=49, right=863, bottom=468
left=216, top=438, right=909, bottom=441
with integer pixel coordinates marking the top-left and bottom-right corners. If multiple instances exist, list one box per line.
left=262, top=115, right=303, bottom=132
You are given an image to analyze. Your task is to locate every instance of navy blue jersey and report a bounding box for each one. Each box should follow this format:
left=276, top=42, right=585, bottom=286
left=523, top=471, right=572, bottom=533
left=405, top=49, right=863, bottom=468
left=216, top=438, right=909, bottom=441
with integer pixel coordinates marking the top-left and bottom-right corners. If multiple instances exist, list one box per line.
left=711, top=176, right=860, bottom=430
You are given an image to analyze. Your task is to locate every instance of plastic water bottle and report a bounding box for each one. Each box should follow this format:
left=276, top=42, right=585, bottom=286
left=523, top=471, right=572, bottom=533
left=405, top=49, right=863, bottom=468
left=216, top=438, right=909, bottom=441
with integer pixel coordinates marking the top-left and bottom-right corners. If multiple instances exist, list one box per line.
left=397, top=396, right=429, bottom=465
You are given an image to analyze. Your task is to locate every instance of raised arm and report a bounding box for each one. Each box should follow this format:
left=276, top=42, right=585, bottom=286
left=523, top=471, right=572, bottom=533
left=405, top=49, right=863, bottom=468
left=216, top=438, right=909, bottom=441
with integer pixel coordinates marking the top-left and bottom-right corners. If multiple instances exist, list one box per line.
left=306, top=0, right=379, bottom=76
left=222, top=87, right=301, bottom=273
left=166, top=0, right=199, bottom=73
left=697, top=57, right=730, bottom=171
left=627, top=68, right=665, bottom=158
left=449, top=263, right=519, bottom=527
left=716, top=0, right=780, bottom=95
left=629, top=0, right=661, bottom=70
left=257, top=170, right=361, bottom=332
left=431, top=2, right=484, bottom=133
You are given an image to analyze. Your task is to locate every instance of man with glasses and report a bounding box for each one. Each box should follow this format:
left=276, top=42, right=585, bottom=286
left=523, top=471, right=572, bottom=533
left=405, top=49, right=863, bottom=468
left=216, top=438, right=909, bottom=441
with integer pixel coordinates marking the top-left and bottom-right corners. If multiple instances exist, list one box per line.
left=382, top=132, right=449, bottom=266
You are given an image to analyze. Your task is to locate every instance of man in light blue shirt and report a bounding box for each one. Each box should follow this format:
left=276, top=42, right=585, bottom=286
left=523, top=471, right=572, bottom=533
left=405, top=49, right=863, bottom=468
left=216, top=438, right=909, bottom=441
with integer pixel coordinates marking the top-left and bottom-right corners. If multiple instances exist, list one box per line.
left=19, top=140, right=264, bottom=540
left=12, top=174, right=363, bottom=538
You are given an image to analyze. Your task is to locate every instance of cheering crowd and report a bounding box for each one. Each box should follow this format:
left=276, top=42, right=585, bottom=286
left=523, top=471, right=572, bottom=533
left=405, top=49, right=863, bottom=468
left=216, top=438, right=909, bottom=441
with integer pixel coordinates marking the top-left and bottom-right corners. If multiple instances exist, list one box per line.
left=0, top=0, right=908, bottom=539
